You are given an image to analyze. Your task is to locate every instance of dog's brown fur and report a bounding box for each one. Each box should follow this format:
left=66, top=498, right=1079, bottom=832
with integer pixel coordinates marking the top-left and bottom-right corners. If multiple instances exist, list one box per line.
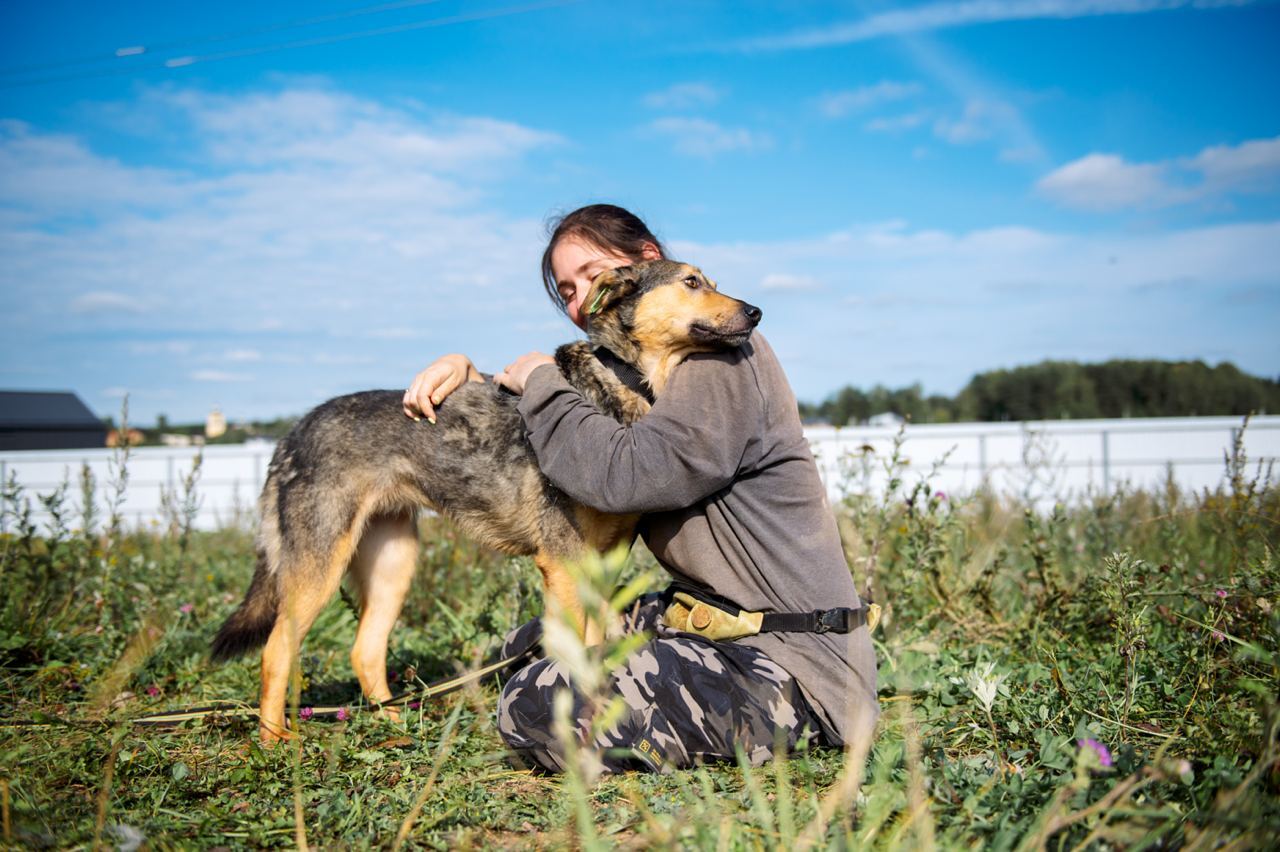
left=210, top=260, right=761, bottom=742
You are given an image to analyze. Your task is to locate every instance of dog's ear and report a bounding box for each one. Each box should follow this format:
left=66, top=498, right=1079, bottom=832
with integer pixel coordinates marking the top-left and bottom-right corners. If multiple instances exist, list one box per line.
left=584, top=265, right=641, bottom=316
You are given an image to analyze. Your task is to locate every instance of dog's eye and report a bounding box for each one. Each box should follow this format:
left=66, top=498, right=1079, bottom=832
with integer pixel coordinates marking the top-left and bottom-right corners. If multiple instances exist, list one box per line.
left=683, top=276, right=701, bottom=289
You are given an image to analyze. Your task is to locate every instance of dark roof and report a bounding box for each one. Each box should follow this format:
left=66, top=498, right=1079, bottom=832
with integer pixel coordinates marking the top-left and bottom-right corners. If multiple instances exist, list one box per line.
left=0, top=391, right=104, bottom=430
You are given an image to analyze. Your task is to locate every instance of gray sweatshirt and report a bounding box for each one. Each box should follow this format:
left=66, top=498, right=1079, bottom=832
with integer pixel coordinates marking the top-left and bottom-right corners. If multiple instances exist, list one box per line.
left=516, top=334, right=878, bottom=746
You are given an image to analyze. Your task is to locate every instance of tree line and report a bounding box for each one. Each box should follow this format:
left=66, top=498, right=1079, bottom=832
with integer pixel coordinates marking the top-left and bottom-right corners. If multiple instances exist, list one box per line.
left=101, top=414, right=300, bottom=446
left=799, top=359, right=1280, bottom=425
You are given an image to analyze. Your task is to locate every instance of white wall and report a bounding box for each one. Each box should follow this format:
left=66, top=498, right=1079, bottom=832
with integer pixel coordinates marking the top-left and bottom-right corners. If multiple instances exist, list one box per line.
left=807, top=415, right=1280, bottom=507
left=2, top=416, right=1276, bottom=533
left=0, top=442, right=274, bottom=534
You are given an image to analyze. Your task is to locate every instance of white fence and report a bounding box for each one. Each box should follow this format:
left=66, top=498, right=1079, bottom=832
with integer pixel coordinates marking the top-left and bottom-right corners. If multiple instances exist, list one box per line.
left=807, top=415, right=1279, bottom=506
left=2, top=416, right=1277, bottom=532
left=1, top=441, right=275, bottom=534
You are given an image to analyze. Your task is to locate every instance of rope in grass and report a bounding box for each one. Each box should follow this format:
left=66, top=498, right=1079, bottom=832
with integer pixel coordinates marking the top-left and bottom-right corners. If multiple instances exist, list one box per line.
left=1, top=648, right=532, bottom=731
left=6, top=584, right=536, bottom=731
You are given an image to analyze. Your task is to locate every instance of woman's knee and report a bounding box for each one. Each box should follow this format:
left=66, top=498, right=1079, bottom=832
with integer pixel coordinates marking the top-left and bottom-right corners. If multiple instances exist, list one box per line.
left=495, top=653, right=671, bottom=773
left=500, top=616, right=544, bottom=661
left=496, top=658, right=575, bottom=771
left=614, top=638, right=818, bottom=764
left=494, top=638, right=814, bottom=774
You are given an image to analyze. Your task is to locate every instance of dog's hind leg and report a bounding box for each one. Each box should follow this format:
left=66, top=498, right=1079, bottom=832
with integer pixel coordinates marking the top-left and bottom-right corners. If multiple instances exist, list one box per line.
left=349, top=511, right=418, bottom=720
left=258, top=526, right=365, bottom=743
left=259, top=568, right=345, bottom=742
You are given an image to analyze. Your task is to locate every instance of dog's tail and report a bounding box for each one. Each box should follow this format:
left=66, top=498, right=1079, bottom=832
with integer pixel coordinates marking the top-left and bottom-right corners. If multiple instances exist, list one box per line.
left=210, top=546, right=279, bottom=662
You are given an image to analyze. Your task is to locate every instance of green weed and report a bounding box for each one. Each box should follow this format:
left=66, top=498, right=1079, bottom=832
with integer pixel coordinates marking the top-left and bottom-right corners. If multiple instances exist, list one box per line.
left=0, top=417, right=1277, bottom=848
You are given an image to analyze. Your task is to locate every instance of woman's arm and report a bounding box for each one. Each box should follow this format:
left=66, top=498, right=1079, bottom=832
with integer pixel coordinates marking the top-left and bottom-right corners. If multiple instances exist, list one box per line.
left=516, top=348, right=764, bottom=514
left=403, top=353, right=485, bottom=421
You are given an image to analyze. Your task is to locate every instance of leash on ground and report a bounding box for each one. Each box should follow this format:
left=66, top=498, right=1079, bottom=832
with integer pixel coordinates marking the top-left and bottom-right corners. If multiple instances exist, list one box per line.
left=0, top=648, right=532, bottom=731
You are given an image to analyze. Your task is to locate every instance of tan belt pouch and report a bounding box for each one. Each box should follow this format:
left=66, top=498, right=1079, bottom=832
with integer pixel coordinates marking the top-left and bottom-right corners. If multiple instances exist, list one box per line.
left=661, top=592, right=764, bottom=641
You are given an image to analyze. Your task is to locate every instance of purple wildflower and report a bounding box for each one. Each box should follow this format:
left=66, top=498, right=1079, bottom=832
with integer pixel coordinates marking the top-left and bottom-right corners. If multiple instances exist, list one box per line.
left=1212, top=630, right=1225, bottom=642
left=935, top=491, right=947, bottom=501
left=179, top=603, right=194, bottom=614
left=336, top=707, right=349, bottom=721
left=145, top=685, right=160, bottom=697
left=1215, top=589, right=1227, bottom=599
left=299, top=707, right=313, bottom=720
left=1078, top=737, right=1113, bottom=768
left=409, top=701, right=421, bottom=710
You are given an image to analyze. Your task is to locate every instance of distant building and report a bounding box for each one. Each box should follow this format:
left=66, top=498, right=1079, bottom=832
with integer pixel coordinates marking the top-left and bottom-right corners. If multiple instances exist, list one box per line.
left=0, top=390, right=108, bottom=451
left=106, top=428, right=145, bottom=448
left=205, top=407, right=227, bottom=439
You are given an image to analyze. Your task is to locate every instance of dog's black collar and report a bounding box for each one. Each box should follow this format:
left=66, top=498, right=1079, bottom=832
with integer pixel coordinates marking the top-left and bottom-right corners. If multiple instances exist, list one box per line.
left=594, top=346, right=654, bottom=404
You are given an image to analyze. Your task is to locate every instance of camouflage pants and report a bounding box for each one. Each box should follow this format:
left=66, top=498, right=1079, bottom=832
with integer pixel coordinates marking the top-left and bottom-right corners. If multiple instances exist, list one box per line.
left=496, top=594, right=826, bottom=774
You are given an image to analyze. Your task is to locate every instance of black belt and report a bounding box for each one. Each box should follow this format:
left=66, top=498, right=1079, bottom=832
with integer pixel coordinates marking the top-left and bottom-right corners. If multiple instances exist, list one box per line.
left=662, top=582, right=871, bottom=640
left=760, top=607, right=868, bottom=634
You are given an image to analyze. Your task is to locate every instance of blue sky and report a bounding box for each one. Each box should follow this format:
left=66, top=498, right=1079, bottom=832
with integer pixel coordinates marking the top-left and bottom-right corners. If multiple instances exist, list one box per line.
left=2, top=0, right=1278, bottom=424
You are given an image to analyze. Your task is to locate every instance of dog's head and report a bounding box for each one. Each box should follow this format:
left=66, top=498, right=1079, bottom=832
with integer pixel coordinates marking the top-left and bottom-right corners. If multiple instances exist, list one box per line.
left=583, top=260, right=762, bottom=368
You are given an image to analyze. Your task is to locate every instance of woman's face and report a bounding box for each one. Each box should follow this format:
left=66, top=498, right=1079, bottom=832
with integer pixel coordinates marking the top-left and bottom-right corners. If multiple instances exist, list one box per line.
left=551, top=236, right=660, bottom=329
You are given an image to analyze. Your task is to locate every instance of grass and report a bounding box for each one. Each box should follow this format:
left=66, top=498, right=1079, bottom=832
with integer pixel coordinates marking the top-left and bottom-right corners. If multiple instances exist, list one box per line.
left=1, top=421, right=1277, bottom=848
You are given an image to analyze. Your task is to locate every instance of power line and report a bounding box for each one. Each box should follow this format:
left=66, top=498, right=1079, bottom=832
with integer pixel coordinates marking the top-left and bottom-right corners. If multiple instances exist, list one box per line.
left=167, top=0, right=579, bottom=68
left=0, top=0, right=582, bottom=91
left=0, top=0, right=452, bottom=78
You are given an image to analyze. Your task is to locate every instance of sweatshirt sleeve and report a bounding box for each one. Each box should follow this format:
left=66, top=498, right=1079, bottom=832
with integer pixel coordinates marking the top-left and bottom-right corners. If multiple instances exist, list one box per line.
left=515, top=345, right=764, bottom=514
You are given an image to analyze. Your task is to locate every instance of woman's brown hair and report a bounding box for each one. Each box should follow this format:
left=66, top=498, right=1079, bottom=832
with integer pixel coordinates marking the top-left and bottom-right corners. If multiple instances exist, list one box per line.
left=540, top=204, right=668, bottom=316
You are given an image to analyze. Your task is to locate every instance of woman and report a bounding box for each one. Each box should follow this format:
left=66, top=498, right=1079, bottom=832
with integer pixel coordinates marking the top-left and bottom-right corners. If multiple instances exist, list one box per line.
left=404, top=205, right=877, bottom=772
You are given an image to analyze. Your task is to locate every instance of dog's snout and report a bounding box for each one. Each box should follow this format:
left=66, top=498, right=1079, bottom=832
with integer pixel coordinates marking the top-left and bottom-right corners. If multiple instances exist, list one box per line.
left=742, top=303, right=763, bottom=325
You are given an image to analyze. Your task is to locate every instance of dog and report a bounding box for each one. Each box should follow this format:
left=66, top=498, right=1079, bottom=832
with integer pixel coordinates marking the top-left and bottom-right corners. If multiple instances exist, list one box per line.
left=210, top=259, right=763, bottom=741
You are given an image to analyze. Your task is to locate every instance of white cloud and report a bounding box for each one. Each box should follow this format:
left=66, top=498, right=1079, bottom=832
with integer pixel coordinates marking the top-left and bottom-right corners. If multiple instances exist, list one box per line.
left=7, top=79, right=1273, bottom=422
left=728, top=0, right=1256, bottom=52
left=70, top=291, right=147, bottom=314
left=128, top=340, right=194, bottom=356
left=672, top=218, right=1280, bottom=396
left=0, top=83, right=563, bottom=421
left=642, top=82, right=722, bottom=110
left=0, top=119, right=189, bottom=216
left=885, top=33, right=1047, bottom=165
left=649, top=117, right=771, bottom=157
left=312, top=352, right=375, bottom=365
left=1185, top=135, right=1280, bottom=193
left=999, top=145, right=1044, bottom=163
left=760, top=273, right=821, bottom=291
left=366, top=327, right=425, bottom=340
left=928, top=98, right=1046, bottom=161
left=190, top=370, right=249, bottom=383
left=156, top=88, right=559, bottom=173
left=934, top=99, right=1022, bottom=145
left=1036, top=153, right=1174, bottom=209
left=1, top=85, right=557, bottom=330
left=1037, top=135, right=1280, bottom=210
left=866, top=112, right=931, bottom=133
left=818, top=81, right=922, bottom=117
left=223, top=349, right=261, bottom=362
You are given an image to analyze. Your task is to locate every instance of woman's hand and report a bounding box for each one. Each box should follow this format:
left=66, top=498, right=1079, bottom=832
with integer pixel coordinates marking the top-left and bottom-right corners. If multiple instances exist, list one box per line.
left=494, top=352, right=555, bottom=395
left=403, top=353, right=483, bottom=422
